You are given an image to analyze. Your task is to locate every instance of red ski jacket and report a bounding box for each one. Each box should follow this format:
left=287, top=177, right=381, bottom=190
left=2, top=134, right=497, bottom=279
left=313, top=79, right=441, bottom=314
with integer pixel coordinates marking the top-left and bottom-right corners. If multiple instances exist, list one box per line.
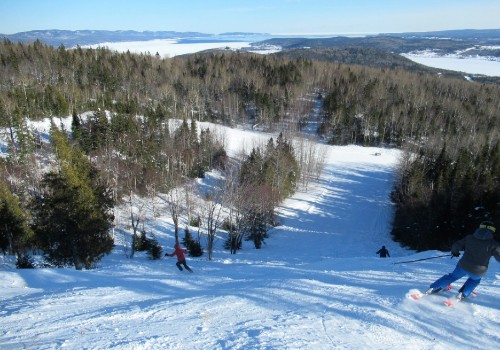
left=168, top=244, right=187, bottom=261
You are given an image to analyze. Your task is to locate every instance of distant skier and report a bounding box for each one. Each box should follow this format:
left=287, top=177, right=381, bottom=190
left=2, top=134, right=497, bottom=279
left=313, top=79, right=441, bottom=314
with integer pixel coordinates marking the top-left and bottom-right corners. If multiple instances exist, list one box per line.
left=426, top=221, right=500, bottom=300
left=376, top=245, right=390, bottom=258
left=165, top=243, right=193, bottom=272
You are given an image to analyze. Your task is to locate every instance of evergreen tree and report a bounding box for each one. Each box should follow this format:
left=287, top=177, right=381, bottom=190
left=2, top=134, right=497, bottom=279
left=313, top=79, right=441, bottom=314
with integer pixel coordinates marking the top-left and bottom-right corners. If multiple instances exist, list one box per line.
left=244, top=209, right=269, bottom=249
left=146, top=236, right=163, bottom=260
left=182, top=226, right=203, bottom=257
left=71, top=110, right=82, bottom=140
left=271, top=133, right=299, bottom=200
left=392, top=141, right=499, bottom=250
left=32, top=125, right=114, bottom=269
left=86, top=109, right=110, bottom=150
left=0, top=181, right=34, bottom=255
left=6, top=108, right=35, bottom=165
left=134, top=229, right=149, bottom=251
left=239, top=147, right=264, bottom=186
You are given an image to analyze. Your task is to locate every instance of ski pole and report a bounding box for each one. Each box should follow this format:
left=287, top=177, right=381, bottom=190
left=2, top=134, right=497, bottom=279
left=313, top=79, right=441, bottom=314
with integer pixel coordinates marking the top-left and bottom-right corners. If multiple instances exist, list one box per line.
left=392, top=254, right=452, bottom=265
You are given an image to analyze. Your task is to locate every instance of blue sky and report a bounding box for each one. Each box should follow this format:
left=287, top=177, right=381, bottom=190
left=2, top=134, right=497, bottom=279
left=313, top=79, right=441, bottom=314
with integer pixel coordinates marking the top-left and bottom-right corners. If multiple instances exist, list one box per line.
left=1, top=0, right=499, bottom=35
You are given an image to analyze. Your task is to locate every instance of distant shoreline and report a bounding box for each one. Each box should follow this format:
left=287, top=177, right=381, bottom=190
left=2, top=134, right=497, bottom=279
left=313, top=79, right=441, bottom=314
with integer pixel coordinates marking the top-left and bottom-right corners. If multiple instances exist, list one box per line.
left=81, top=37, right=500, bottom=77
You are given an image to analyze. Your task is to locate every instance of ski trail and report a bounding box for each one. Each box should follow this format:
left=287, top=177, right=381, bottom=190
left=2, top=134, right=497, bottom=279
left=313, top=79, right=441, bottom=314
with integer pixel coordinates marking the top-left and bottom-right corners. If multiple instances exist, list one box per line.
left=321, top=307, right=336, bottom=348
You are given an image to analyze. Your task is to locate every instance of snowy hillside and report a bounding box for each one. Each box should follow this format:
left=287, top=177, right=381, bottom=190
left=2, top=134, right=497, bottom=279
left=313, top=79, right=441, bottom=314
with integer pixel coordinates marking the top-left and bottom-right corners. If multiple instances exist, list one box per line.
left=1, top=124, right=499, bottom=350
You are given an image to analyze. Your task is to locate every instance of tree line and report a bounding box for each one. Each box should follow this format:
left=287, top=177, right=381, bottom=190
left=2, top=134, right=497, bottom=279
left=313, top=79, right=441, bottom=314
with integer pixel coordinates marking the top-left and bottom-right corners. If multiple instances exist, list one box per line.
left=315, top=64, right=499, bottom=250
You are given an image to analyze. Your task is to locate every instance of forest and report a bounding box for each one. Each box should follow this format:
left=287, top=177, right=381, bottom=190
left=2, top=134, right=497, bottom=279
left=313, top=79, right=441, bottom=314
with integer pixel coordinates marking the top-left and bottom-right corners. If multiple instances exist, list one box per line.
left=0, top=39, right=498, bottom=268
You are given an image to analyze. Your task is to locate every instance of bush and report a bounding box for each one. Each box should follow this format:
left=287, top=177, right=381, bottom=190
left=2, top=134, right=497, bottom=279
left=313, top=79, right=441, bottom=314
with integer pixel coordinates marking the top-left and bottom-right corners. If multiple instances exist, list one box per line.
left=221, top=218, right=236, bottom=232
left=146, top=237, right=163, bottom=260
left=189, top=216, right=201, bottom=227
left=224, top=233, right=242, bottom=252
left=135, top=230, right=149, bottom=251
left=183, top=227, right=203, bottom=257
left=134, top=230, right=163, bottom=260
left=16, top=254, right=35, bottom=269
left=187, top=240, right=204, bottom=257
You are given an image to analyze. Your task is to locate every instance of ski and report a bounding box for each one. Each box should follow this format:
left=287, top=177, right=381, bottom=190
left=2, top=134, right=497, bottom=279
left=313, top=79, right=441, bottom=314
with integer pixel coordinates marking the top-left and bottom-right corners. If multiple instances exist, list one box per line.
left=444, top=299, right=455, bottom=307
left=408, top=285, right=452, bottom=301
left=444, top=295, right=464, bottom=307
left=409, top=290, right=425, bottom=300
left=443, top=291, right=476, bottom=307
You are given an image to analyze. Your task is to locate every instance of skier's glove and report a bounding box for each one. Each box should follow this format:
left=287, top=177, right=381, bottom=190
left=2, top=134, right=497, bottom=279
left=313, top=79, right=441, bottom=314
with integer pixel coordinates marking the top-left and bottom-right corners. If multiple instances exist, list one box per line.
left=451, top=251, right=460, bottom=257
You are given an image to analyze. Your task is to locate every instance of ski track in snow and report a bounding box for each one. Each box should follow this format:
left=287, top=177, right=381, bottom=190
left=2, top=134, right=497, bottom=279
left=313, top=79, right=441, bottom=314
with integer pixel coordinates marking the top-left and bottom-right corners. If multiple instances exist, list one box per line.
left=1, top=123, right=499, bottom=349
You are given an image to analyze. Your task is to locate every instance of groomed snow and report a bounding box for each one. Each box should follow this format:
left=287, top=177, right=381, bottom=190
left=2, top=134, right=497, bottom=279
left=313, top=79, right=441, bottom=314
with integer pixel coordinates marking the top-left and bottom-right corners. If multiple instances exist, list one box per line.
left=1, top=123, right=499, bottom=350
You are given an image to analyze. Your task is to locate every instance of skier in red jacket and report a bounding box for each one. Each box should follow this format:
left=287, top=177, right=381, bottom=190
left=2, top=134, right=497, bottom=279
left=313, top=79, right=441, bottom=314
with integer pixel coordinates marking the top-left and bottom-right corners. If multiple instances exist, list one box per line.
left=166, top=243, right=193, bottom=272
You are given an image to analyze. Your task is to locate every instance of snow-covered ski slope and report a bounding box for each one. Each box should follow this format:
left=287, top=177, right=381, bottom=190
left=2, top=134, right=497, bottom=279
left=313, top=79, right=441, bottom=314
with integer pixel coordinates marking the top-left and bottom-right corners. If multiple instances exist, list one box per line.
left=1, top=123, right=499, bottom=349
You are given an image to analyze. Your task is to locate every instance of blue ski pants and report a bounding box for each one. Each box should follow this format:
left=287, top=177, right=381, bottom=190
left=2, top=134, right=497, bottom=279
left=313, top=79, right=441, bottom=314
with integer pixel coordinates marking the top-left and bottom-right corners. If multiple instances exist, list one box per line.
left=430, top=265, right=481, bottom=296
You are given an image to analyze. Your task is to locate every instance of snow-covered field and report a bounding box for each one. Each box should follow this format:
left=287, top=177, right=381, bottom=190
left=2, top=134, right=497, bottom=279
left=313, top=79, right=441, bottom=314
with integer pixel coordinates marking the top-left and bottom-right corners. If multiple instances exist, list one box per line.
left=1, top=123, right=499, bottom=350
left=402, top=52, right=500, bottom=77
left=81, top=39, right=253, bottom=58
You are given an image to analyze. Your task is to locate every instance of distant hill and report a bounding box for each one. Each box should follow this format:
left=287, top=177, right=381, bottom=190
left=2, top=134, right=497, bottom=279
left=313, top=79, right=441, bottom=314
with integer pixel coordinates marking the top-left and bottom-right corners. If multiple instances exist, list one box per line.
left=269, top=46, right=500, bottom=83
left=250, top=29, right=500, bottom=83
left=3, top=28, right=499, bottom=52
left=253, top=34, right=500, bottom=57
left=2, top=28, right=499, bottom=83
left=382, top=28, right=500, bottom=40
left=267, top=45, right=500, bottom=84
left=272, top=46, right=436, bottom=71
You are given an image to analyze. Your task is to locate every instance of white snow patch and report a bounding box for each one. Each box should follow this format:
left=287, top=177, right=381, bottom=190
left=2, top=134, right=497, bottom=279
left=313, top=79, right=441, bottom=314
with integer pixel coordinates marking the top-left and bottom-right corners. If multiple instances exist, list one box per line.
left=81, top=39, right=252, bottom=58
left=402, top=51, right=500, bottom=76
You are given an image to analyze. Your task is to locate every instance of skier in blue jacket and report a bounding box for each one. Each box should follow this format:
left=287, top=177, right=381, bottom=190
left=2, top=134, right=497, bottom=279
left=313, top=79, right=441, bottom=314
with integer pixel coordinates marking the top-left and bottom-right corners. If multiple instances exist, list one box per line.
left=426, top=221, right=500, bottom=300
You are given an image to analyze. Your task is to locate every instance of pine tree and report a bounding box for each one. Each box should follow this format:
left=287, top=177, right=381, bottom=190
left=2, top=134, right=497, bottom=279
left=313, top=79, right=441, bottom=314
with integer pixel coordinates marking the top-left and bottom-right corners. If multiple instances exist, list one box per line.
left=0, top=181, right=34, bottom=255
left=134, top=229, right=149, bottom=251
left=182, top=226, right=203, bottom=257
left=6, top=108, right=35, bottom=165
left=71, top=110, right=82, bottom=139
left=32, top=125, right=114, bottom=269
left=244, top=209, right=268, bottom=249
left=146, top=236, right=163, bottom=260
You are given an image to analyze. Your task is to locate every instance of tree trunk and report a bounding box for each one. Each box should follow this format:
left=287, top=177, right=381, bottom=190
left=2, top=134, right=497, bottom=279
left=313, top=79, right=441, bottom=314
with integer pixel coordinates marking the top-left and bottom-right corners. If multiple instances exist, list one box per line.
left=72, top=243, right=83, bottom=270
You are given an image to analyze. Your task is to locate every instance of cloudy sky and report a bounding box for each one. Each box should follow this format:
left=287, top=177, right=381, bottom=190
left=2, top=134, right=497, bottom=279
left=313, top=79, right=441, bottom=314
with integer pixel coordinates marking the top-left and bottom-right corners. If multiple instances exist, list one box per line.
left=1, top=0, right=499, bottom=35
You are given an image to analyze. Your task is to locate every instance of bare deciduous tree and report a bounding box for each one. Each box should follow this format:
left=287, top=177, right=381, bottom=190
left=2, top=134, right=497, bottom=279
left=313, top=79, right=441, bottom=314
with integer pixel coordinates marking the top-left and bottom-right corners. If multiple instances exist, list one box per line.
left=201, top=191, right=223, bottom=261
left=165, top=186, right=185, bottom=245
left=222, top=162, right=246, bottom=254
left=293, top=135, right=327, bottom=190
left=127, top=192, right=145, bottom=258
